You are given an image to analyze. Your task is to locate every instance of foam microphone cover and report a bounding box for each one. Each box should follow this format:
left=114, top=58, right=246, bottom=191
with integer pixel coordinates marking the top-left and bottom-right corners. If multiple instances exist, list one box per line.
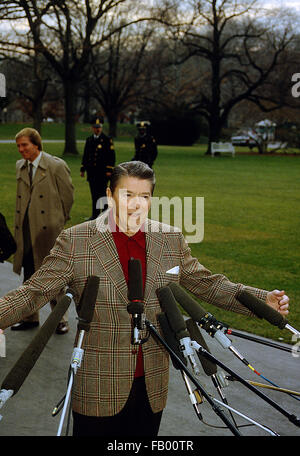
left=168, top=282, right=207, bottom=322
left=237, top=290, right=287, bottom=330
left=128, top=258, right=143, bottom=301
left=157, top=313, right=187, bottom=369
left=77, top=276, right=99, bottom=332
left=186, top=318, right=217, bottom=376
left=156, top=286, right=189, bottom=341
left=1, top=290, right=74, bottom=394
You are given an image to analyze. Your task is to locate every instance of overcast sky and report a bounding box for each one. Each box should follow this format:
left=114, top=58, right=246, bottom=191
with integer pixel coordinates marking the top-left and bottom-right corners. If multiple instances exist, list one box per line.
left=264, top=0, right=300, bottom=11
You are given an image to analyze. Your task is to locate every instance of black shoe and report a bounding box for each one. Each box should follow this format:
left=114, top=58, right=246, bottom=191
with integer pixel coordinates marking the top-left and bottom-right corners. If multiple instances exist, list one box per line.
left=11, top=321, right=39, bottom=331
left=55, top=322, right=69, bottom=335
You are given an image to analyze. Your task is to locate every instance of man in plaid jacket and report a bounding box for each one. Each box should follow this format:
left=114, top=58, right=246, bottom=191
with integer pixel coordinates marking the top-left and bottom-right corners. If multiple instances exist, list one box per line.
left=0, top=161, right=289, bottom=436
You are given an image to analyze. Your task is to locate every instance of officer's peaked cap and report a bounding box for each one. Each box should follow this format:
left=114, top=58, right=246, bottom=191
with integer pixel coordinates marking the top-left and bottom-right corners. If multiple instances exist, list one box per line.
left=92, top=116, right=104, bottom=127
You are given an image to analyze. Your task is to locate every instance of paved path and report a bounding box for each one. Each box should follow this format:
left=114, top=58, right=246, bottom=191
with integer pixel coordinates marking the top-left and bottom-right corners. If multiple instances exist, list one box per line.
left=0, top=261, right=299, bottom=438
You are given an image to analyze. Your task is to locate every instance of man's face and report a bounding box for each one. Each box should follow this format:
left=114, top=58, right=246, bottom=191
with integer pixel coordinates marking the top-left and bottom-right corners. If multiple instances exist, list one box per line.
left=107, top=176, right=152, bottom=235
left=16, top=136, right=40, bottom=162
left=92, top=126, right=102, bottom=135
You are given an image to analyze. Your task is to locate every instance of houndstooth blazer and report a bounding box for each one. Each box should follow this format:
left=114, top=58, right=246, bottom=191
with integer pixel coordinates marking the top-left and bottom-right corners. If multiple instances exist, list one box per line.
left=0, top=210, right=268, bottom=417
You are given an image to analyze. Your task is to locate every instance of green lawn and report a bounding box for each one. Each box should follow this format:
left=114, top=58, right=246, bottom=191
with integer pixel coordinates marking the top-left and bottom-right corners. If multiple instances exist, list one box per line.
left=1, top=125, right=300, bottom=345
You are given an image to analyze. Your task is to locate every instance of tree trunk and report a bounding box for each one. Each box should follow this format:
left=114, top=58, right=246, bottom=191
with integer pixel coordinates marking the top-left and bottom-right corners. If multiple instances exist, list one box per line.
left=206, top=116, right=223, bottom=155
left=63, top=79, right=79, bottom=155
left=32, top=96, right=43, bottom=134
left=107, top=112, right=118, bottom=138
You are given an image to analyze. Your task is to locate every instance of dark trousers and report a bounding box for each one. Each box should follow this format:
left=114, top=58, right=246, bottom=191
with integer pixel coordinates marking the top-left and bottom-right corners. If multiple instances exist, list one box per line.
left=72, top=377, right=163, bottom=436
left=88, top=176, right=108, bottom=219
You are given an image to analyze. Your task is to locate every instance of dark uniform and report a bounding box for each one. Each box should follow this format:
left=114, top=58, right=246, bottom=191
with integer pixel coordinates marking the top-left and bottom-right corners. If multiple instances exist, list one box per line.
left=132, top=121, right=158, bottom=168
left=81, top=117, right=115, bottom=219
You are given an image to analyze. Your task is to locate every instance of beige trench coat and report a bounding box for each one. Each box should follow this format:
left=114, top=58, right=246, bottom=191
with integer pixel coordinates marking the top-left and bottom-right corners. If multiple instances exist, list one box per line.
left=13, top=151, right=74, bottom=275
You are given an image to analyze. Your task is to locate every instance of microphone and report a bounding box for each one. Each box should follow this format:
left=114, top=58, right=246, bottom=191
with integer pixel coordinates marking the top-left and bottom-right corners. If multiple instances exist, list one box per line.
left=167, top=282, right=232, bottom=349
left=127, top=258, right=145, bottom=344
left=0, top=289, right=74, bottom=409
left=167, top=283, right=261, bottom=371
left=156, top=286, right=200, bottom=375
left=72, top=275, right=99, bottom=372
left=237, top=290, right=300, bottom=336
left=157, top=312, right=187, bottom=370
left=186, top=317, right=230, bottom=390
left=52, top=277, right=99, bottom=429
left=185, top=318, right=217, bottom=377
left=157, top=312, right=203, bottom=420
left=77, top=275, right=99, bottom=332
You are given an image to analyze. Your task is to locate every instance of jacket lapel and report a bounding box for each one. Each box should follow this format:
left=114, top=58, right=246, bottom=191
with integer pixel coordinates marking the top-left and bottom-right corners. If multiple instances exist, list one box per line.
left=17, top=159, right=30, bottom=188
left=144, top=219, right=165, bottom=303
left=91, top=212, right=128, bottom=304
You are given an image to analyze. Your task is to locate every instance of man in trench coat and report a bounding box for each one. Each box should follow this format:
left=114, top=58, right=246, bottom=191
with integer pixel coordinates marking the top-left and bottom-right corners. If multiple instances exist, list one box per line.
left=11, top=128, right=74, bottom=333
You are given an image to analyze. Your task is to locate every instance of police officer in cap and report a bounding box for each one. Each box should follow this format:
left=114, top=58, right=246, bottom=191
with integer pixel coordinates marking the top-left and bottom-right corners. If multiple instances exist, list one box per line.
left=81, top=116, right=115, bottom=219
left=132, top=121, right=158, bottom=168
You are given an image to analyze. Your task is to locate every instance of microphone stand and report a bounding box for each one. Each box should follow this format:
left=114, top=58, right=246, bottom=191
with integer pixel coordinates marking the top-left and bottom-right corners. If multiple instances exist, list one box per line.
left=54, top=328, right=86, bottom=436
left=53, top=275, right=99, bottom=436
left=145, top=319, right=242, bottom=436
left=189, top=339, right=300, bottom=428
left=225, top=328, right=295, bottom=353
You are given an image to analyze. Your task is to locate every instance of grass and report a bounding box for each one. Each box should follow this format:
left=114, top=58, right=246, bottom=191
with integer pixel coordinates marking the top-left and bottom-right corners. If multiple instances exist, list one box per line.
left=1, top=123, right=300, bottom=345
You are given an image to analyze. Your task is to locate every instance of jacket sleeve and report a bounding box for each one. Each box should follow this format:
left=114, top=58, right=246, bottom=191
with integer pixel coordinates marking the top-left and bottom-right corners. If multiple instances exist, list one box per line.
left=178, top=233, right=268, bottom=316
left=0, top=230, right=75, bottom=330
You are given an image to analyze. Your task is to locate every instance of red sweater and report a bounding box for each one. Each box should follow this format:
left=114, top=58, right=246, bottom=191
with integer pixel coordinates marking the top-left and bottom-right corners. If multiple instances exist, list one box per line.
left=110, top=214, right=146, bottom=377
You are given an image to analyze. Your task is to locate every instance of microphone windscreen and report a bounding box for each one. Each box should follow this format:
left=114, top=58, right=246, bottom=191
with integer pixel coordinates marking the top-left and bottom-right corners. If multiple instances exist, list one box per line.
left=156, top=286, right=189, bottom=340
left=157, top=313, right=187, bottom=369
left=128, top=258, right=143, bottom=301
left=77, top=276, right=99, bottom=332
left=186, top=318, right=217, bottom=376
left=2, top=291, right=73, bottom=394
left=237, top=290, right=287, bottom=330
left=127, top=301, right=144, bottom=315
left=168, top=282, right=207, bottom=322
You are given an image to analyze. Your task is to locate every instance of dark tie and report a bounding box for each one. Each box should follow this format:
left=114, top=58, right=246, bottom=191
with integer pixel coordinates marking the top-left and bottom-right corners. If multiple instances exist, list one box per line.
left=28, top=162, right=33, bottom=188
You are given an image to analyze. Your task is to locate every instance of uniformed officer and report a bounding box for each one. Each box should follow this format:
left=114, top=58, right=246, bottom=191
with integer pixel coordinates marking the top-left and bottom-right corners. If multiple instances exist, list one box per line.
left=132, top=121, right=158, bottom=168
left=81, top=116, right=116, bottom=219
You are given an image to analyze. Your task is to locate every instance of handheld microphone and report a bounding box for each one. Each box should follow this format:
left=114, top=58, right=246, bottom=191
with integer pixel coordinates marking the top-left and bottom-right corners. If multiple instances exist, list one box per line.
left=237, top=290, right=300, bottom=336
left=156, top=286, right=200, bottom=375
left=0, top=289, right=74, bottom=409
left=127, top=258, right=145, bottom=345
left=167, top=282, right=232, bottom=349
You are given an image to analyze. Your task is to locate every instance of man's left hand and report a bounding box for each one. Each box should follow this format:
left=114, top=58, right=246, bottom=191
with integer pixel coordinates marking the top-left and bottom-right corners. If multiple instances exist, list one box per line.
left=267, top=290, right=289, bottom=315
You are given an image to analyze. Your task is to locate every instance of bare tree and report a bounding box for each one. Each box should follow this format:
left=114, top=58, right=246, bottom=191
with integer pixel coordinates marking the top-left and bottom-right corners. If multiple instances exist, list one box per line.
left=90, top=23, right=156, bottom=137
left=0, top=0, right=157, bottom=154
left=157, top=0, right=296, bottom=153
